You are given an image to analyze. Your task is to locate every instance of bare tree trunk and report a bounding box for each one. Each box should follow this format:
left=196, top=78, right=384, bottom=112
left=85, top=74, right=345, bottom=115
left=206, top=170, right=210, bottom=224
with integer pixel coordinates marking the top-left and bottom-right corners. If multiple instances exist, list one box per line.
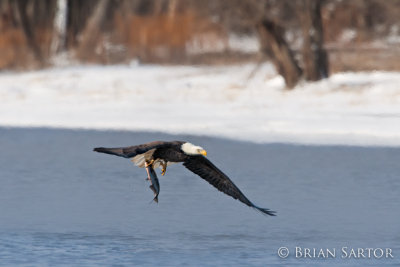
left=354, top=0, right=371, bottom=42
left=50, top=0, right=67, bottom=56
left=15, top=0, right=44, bottom=64
left=257, top=18, right=302, bottom=89
left=76, top=0, right=110, bottom=61
left=167, top=0, right=178, bottom=18
left=0, top=0, right=19, bottom=28
left=300, top=0, right=329, bottom=80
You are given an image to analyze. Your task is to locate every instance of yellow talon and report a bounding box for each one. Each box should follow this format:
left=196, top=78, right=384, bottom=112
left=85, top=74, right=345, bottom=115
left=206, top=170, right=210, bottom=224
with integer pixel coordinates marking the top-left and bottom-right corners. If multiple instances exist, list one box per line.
left=160, top=161, right=167, bottom=176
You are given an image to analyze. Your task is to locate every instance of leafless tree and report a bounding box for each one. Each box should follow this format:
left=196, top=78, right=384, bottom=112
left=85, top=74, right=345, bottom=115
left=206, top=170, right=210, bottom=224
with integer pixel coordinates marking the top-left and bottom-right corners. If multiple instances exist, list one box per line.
left=299, top=0, right=329, bottom=80
left=75, top=0, right=111, bottom=61
left=50, top=0, right=68, bottom=56
left=14, top=0, right=44, bottom=64
left=256, top=0, right=328, bottom=88
left=257, top=18, right=302, bottom=88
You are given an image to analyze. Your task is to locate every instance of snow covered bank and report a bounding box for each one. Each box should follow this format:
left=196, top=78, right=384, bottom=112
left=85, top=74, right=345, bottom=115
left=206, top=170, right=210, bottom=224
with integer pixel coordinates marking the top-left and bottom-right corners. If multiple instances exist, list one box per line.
left=1, top=63, right=400, bottom=146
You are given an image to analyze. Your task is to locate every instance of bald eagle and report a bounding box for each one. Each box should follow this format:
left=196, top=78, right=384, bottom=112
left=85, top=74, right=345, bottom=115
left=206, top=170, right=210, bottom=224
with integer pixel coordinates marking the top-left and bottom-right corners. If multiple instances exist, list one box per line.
left=93, top=141, right=276, bottom=216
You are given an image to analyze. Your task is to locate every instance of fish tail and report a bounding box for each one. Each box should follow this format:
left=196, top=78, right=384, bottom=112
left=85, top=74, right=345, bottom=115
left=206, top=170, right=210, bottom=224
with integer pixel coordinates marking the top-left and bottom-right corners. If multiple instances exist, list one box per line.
left=149, top=185, right=159, bottom=203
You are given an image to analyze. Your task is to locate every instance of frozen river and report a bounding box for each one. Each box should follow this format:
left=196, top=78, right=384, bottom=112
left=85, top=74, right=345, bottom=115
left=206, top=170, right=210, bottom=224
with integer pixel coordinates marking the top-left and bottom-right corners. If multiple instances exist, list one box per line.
left=0, top=127, right=399, bottom=266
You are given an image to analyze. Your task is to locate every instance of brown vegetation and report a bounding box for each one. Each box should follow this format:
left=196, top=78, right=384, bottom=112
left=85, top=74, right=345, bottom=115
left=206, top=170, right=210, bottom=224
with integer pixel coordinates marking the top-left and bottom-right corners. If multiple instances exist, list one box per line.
left=0, top=0, right=399, bottom=75
left=113, top=11, right=195, bottom=63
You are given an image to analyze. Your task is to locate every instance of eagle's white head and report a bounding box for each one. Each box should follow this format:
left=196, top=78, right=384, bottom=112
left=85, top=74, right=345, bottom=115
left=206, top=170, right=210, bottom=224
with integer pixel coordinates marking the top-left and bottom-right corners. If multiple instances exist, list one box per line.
left=181, top=142, right=207, bottom=156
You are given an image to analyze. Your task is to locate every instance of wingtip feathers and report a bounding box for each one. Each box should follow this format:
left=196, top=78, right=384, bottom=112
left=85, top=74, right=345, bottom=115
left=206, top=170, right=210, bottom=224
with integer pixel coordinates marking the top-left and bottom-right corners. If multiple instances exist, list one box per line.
left=254, top=206, right=277, bottom=216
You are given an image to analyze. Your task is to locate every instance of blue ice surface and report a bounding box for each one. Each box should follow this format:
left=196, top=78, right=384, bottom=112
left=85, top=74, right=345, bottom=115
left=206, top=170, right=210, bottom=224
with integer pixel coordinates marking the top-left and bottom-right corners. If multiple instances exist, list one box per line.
left=0, top=127, right=399, bottom=266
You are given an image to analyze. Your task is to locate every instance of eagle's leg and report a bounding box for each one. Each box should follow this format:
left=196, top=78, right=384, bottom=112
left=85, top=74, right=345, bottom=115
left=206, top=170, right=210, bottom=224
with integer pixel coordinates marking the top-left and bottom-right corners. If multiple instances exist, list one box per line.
left=161, top=161, right=167, bottom=176
left=144, top=159, right=155, bottom=167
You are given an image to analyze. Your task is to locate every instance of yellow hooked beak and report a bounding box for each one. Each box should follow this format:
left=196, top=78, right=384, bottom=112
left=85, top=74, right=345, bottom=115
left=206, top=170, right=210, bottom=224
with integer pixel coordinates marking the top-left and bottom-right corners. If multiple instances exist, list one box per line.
left=200, top=149, right=207, bottom=156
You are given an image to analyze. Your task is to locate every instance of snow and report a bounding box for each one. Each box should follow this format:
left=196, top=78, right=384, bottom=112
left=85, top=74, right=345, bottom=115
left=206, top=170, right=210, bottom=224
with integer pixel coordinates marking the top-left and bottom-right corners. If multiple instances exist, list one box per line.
left=227, top=34, right=259, bottom=53
left=1, top=63, right=400, bottom=147
left=186, top=34, right=259, bottom=54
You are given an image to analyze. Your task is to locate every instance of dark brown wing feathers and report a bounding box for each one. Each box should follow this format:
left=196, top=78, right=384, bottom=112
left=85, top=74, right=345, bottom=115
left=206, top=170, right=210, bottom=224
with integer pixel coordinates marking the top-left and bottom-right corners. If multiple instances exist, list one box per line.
left=183, top=155, right=276, bottom=216
left=93, top=141, right=183, bottom=158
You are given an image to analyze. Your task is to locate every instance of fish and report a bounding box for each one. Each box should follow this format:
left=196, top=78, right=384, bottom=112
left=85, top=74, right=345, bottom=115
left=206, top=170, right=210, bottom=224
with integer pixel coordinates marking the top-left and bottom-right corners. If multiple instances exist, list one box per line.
left=145, top=164, right=160, bottom=203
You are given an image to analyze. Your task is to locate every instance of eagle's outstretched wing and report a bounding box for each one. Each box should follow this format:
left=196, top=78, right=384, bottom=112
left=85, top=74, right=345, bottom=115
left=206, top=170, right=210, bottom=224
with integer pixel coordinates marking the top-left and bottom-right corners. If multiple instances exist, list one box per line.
left=93, top=141, right=183, bottom=158
left=183, top=155, right=276, bottom=216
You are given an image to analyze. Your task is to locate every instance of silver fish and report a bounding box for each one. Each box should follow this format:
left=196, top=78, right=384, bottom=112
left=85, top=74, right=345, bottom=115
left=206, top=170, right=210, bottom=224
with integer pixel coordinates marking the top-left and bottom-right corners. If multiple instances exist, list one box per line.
left=145, top=164, right=160, bottom=203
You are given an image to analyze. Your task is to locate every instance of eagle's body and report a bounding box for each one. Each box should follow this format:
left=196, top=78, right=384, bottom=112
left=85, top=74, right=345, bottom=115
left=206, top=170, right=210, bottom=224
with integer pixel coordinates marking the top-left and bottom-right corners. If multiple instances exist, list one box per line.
left=93, top=141, right=276, bottom=216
